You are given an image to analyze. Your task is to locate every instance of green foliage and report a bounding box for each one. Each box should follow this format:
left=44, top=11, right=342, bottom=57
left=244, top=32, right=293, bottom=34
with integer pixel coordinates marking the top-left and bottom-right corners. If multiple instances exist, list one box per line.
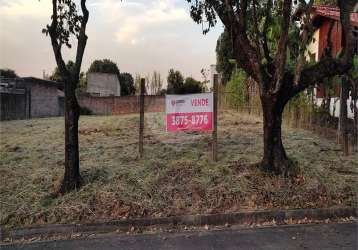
left=182, top=77, right=204, bottom=94
left=0, top=68, right=18, bottom=79
left=225, top=69, right=248, bottom=108
left=119, top=72, right=135, bottom=96
left=167, top=69, right=184, bottom=94
left=351, top=55, right=358, bottom=80
left=50, top=61, right=86, bottom=90
left=88, top=59, right=120, bottom=76
left=50, top=60, right=75, bottom=82
left=167, top=69, right=204, bottom=94
left=42, top=0, right=83, bottom=48
left=216, top=30, right=235, bottom=84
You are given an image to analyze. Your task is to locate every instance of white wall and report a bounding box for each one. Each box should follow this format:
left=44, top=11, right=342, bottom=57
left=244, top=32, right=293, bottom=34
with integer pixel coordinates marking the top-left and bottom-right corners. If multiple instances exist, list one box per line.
left=87, top=73, right=121, bottom=97
left=315, top=96, right=356, bottom=119
left=305, top=29, right=320, bottom=62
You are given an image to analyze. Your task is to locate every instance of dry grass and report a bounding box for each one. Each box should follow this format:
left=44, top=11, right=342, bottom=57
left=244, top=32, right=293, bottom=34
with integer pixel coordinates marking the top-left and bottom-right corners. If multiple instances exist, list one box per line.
left=0, top=110, right=357, bottom=228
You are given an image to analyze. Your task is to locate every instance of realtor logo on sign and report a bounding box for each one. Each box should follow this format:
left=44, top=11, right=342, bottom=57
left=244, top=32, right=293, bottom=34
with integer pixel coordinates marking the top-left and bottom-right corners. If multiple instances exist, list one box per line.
left=165, top=93, right=213, bottom=132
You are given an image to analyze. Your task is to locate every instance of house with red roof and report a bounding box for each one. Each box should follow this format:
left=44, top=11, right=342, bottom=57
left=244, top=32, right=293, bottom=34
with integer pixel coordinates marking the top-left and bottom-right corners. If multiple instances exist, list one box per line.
left=304, top=5, right=357, bottom=118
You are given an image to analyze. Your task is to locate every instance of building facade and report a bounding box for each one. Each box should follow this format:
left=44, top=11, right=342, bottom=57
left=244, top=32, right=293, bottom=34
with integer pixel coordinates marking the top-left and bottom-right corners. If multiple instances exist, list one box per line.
left=304, top=5, right=358, bottom=118
left=0, top=77, right=64, bottom=120
left=86, top=73, right=121, bottom=97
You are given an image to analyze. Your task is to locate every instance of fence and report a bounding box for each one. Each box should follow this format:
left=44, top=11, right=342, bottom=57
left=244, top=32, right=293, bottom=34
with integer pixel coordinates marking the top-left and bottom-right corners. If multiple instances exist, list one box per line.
left=218, top=89, right=358, bottom=152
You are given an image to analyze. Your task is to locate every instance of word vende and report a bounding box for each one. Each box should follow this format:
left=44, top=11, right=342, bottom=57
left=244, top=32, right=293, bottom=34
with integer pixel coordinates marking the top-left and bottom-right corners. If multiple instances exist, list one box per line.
left=165, top=93, right=213, bottom=132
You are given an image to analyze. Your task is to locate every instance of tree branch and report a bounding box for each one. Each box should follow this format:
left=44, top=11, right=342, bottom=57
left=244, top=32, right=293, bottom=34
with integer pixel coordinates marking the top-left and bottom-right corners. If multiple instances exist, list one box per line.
left=252, top=0, right=262, bottom=59
left=293, top=0, right=314, bottom=85
left=262, top=0, right=273, bottom=63
left=74, top=0, right=89, bottom=82
left=220, top=0, right=263, bottom=84
left=49, top=0, right=70, bottom=80
left=272, top=0, right=292, bottom=93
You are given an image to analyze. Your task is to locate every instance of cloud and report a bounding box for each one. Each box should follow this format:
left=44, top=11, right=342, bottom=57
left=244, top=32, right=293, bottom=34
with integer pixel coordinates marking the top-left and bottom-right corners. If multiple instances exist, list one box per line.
left=0, top=0, right=51, bottom=19
left=91, top=0, right=189, bottom=45
left=0, top=0, right=222, bottom=81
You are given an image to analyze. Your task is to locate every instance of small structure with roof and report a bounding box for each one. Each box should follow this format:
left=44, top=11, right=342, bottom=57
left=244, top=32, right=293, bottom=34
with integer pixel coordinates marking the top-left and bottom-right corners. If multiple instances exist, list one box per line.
left=0, top=77, right=64, bottom=120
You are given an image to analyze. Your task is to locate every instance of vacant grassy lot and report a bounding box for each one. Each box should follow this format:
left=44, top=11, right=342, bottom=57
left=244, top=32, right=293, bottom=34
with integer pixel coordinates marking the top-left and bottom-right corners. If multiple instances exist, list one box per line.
left=0, top=111, right=357, bottom=228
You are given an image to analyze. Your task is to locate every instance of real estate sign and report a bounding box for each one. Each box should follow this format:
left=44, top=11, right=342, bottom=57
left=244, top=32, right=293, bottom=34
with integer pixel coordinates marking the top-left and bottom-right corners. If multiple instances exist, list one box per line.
left=166, top=93, right=213, bottom=132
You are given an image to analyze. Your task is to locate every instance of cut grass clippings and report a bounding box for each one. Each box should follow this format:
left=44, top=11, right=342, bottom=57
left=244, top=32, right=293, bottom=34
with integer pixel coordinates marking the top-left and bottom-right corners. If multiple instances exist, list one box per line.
left=0, top=111, right=357, bottom=228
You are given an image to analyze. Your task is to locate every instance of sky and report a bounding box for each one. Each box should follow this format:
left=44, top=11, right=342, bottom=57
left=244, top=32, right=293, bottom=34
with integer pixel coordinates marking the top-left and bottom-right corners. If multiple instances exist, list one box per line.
left=0, top=0, right=223, bottom=84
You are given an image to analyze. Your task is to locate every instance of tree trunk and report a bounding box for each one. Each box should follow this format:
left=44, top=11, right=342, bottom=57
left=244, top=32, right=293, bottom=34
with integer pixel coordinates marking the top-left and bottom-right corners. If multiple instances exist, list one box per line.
left=339, top=77, right=349, bottom=156
left=261, top=97, right=290, bottom=176
left=59, top=81, right=81, bottom=193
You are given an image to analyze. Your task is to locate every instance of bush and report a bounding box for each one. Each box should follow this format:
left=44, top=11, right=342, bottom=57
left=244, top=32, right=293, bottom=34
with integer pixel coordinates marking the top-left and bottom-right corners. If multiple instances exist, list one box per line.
left=224, top=69, right=247, bottom=108
left=79, top=106, right=93, bottom=115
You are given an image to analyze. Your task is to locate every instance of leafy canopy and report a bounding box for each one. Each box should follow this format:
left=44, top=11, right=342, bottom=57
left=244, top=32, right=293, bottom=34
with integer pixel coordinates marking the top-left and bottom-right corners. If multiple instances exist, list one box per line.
left=167, top=69, right=184, bottom=94
left=0, top=69, right=18, bottom=79
left=42, top=0, right=83, bottom=48
left=88, top=59, right=120, bottom=76
left=216, top=29, right=235, bottom=84
left=119, top=72, right=136, bottom=96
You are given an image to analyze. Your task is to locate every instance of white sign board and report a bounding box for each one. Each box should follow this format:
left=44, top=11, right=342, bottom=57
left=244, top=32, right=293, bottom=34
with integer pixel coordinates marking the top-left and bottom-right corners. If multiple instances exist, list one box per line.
left=165, top=93, right=213, bottom=132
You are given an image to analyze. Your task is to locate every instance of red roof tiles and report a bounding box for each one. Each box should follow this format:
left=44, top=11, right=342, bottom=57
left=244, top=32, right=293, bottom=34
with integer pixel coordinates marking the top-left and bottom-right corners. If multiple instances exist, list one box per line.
left=312, top=5, right=358, bottom=26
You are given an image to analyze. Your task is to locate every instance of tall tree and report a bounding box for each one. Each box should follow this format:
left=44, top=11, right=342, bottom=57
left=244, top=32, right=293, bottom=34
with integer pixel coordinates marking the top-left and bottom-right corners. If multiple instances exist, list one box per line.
left=167, top=69, right=184, bottom=94
left=186, top=0, right=355, bottom=175
left=149, top=71, right=163, bottom=95
left=43, top=0, right=89, bottom=193
left=216, top=29, right=235, bottom=84
left=0, top=69, right=18, bottom=78
left=119, top=72, right=136, bottom=96
left=182, top=77, right=205, bottom=94
left=88, top=59, right=120, bottom=76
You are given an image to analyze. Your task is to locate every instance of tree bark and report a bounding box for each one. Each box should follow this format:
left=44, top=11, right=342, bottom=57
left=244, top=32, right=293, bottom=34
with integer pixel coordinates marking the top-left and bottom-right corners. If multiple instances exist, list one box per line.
left=261, top=96, right=290, bottom=176
left=339, top=76, right=349, bottom=156
left=59, top=81, right=81, bottom=193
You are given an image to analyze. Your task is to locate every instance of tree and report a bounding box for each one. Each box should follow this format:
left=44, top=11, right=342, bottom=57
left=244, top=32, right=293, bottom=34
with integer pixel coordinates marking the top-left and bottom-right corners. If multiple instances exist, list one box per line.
left=50, top=61, right=75, bottom=82
left=216, top=29, right=235, bottom=84
left=167, top=69, right=184, bottom=94
left=43, top=0, right=89, bottom=193
left=201, top=68, right=210, bottom=91
left=149, top=71, right=163, bottom=95
left=225, top=68, right=248, bottom=108
left=187, top=0, right=355, bottom=175
left=119, top=72, right=135, bottom=96
left=134, top=73, right=143, bottom=95
left=182, top=77, right=204, bottom=94
left=88, top=59, right=120, bottom=76
left=0, top=68, right=18, bottom=78
left=49, top=61, right=86, bottom=89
